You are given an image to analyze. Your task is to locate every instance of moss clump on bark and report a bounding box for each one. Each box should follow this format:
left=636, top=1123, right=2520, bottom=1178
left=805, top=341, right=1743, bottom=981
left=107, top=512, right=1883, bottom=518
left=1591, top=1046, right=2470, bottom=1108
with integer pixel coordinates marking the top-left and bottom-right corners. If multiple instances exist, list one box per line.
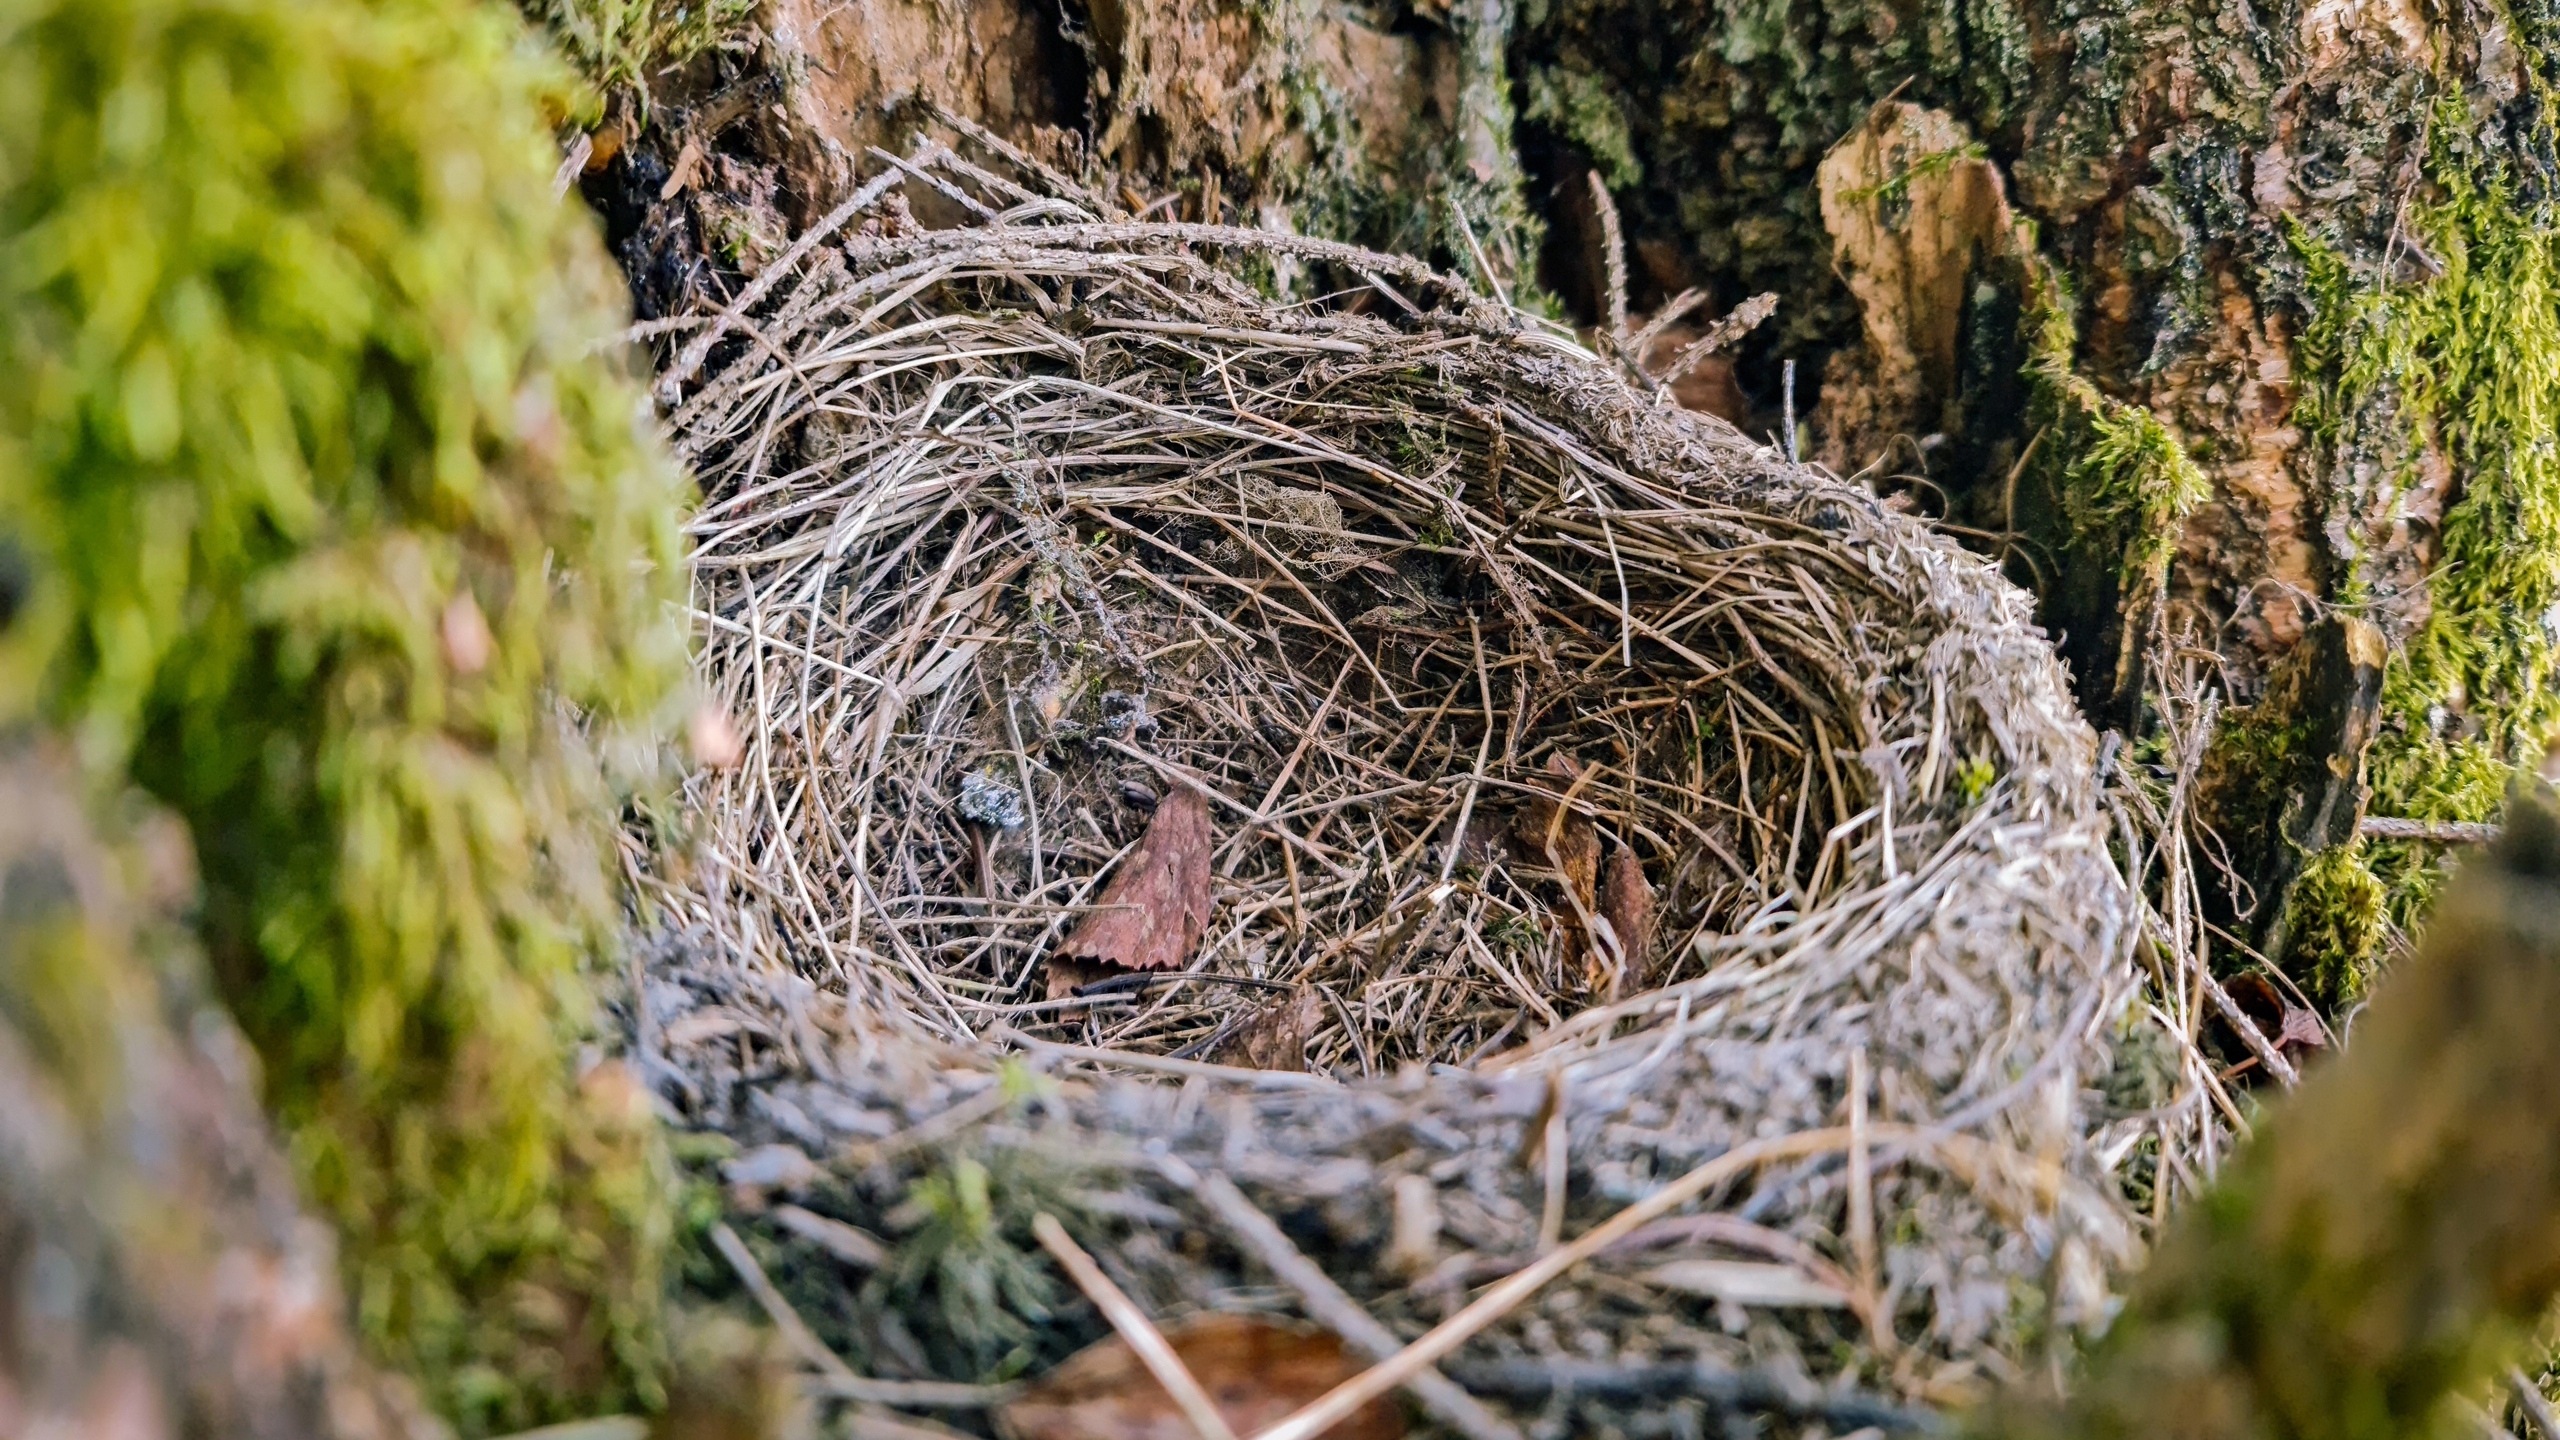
left=2284, top=843, right=2391, bottom=1005
left=518, top=0, right=757, bottom=99
left=0, top=0, right=691, bottom=1429
left=2015, top=258, right=2210, bottom=709
left=2286, top=122, right=2560, bottom=992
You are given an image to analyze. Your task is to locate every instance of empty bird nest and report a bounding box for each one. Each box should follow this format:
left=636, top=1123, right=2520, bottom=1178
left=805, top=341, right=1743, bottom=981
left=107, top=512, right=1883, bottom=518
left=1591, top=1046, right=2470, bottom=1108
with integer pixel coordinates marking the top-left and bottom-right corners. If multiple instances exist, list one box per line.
left=630, top=133, right=2155, bottom=1438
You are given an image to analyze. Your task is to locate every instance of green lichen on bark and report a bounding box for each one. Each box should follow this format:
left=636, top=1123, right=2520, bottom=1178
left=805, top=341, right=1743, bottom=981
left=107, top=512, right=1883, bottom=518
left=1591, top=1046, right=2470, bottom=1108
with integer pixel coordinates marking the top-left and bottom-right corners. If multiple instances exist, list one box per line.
left=1267, top=0, right=1543, bottom=288
left=0, top=0, right=691, bottom=1428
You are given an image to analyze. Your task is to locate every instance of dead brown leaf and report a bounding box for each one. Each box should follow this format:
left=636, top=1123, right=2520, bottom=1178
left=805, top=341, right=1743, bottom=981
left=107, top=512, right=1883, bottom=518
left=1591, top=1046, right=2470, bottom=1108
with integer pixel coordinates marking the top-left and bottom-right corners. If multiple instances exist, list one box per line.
left=1211, top=986, right=1324, bottom=1071
left=1600, top=845, right=1656, bottom=988
left=2277, top=1003, right=2328, bottom=1054
left=660, top=134, right=706, bottom=200
left=1050, top=786, right=1214, bottom=997
left=995, top=1313, right=1402, bottom=1440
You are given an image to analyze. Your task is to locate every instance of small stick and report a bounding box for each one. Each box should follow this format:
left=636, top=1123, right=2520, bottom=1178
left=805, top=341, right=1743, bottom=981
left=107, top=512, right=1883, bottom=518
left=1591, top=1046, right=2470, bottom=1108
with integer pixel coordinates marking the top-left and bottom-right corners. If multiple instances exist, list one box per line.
left=2361, top=815, right=2500, bottom=844
left=994, top=1024, right=1341, bottom=1090
left=1168, top=1163, right=1529, bottom=1440
left=709, top=1222, right=861, bottom=1387
left=1782, top=359, right=1800, bottom=465
left=1535, top=1067, right=1571, bottom=1253
left=2511, top=1369, right=2560, bottom=1440
left=1031, top=1213, right=1242, bottom=1440
left=1847, top=1049, right=1889, bottom=1353
left=1247, top=1125, right=1869, bottom=1440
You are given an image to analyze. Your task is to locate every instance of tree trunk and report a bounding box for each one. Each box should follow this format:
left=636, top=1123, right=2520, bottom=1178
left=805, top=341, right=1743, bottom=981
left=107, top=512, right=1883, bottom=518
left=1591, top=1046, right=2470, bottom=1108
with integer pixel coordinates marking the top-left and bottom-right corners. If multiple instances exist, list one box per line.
left=1506, top=0, right=2560, bottom=1002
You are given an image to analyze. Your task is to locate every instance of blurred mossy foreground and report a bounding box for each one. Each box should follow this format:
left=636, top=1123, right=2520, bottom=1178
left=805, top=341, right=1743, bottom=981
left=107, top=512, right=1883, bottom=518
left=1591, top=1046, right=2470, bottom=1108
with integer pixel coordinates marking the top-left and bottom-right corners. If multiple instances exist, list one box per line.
left=0, top=0, right=692, bottom=1427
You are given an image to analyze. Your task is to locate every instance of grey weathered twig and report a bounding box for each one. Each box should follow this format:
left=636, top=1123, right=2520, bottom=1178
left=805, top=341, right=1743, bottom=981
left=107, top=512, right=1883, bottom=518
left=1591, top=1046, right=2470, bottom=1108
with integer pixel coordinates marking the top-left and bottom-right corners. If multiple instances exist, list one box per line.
left=1171, top=1164, right=1527, bottom=1440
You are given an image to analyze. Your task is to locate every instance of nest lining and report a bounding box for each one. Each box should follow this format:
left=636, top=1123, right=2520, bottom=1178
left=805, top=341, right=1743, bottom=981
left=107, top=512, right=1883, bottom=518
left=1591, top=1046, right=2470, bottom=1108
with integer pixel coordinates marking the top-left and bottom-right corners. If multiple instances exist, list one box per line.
left=644, top=137, right=2144, bottom=1423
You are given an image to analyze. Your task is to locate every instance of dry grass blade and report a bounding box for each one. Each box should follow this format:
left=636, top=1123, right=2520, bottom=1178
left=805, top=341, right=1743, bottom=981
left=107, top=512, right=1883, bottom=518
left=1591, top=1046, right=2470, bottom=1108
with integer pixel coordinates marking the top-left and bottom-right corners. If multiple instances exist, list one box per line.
left=1032, top=1214, right=1241, bottom=1440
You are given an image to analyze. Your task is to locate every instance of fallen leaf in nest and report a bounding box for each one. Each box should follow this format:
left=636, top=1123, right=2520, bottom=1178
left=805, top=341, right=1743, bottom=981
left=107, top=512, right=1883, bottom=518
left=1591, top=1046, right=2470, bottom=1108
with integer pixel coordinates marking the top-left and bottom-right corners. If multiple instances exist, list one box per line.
left=2277, top=1002, right=2328, bottom=1054
left=995, top=1313, right=1403, bottom=1440
left=1211, top=986, right=1324, bottom=1071
left=1050, top=786, right=1213, bottom=997
left=1599, top=845, right=1656, bottom=988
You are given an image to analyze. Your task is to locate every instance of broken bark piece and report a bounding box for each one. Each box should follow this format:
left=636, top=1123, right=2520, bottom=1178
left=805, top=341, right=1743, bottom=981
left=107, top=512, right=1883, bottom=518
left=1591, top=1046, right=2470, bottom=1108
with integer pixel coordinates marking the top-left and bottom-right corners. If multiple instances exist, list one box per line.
left=1600, top=845, right=1657, bottom=989
left=1050, top=785, right=1215, bottom=995
left=996, top=1313, right=1403, bottom=1440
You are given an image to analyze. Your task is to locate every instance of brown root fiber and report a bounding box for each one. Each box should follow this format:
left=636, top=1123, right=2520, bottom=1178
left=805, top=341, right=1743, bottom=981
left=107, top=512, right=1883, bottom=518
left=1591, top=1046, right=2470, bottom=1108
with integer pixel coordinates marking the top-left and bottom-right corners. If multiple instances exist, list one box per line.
left=635, top=142, right=2162, bottom=1427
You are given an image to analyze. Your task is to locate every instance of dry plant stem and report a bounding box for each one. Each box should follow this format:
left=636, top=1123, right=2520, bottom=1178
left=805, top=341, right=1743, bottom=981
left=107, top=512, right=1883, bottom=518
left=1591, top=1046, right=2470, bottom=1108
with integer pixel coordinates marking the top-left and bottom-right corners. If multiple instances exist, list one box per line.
left=1587, top=172, right=1631, bottom=348
left=994, top=1025, right=1340, bottom=1090
left=1168, top=1163, right=1529, bottom=1440
left=2362, top=816, right=2502, bottom=844
left=2202, top=970, right=2300, bottom=1088
left=812, top=1377, right=1026, bottom=1409
left=1848, top=1049, right=1889, bottom=1353
left=1031, top=1213, right=1242, bottom=1440
left=2511, top=1369, right=2560, bottom=1440
left=710, top=1221, right=863, bottom=1387
left=1249, top=1125, right=1867, bottom=1440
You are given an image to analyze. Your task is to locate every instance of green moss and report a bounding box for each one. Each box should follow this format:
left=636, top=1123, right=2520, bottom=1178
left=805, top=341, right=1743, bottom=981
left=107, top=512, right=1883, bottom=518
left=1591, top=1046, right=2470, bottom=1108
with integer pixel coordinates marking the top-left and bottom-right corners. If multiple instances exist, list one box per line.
left=0, top=0, right=691, bottom=1429
left=868, top=1147, right=1089, bottom=1381
left=2020, top=258, right=2211, bottom=613
left=517, top=0, right=756, bottom=98
left=2287, top=843, right=2391, bottom=1005
left=1522, top=67, right=1641, bottom=188
left=2285, top=117, right=2560, bottom=984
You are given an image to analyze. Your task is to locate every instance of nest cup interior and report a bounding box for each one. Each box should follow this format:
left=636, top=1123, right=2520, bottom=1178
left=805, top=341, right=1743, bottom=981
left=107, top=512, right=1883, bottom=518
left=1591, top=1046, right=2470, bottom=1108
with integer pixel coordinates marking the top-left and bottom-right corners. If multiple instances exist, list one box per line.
left=675, top=213, right=2043, bottom=1078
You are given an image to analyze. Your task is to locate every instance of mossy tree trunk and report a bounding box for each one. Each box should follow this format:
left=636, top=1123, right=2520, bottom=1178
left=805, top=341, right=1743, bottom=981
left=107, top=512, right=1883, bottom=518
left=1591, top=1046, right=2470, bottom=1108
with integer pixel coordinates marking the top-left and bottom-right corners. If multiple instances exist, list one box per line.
left=1503, top=0, right=2560, bottom=999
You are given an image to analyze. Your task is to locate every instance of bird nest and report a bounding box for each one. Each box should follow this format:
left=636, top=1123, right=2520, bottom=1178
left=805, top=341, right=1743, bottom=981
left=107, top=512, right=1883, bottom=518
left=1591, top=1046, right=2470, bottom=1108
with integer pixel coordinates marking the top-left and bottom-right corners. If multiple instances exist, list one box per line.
left=636, top=136, right=2144, bottom=1436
